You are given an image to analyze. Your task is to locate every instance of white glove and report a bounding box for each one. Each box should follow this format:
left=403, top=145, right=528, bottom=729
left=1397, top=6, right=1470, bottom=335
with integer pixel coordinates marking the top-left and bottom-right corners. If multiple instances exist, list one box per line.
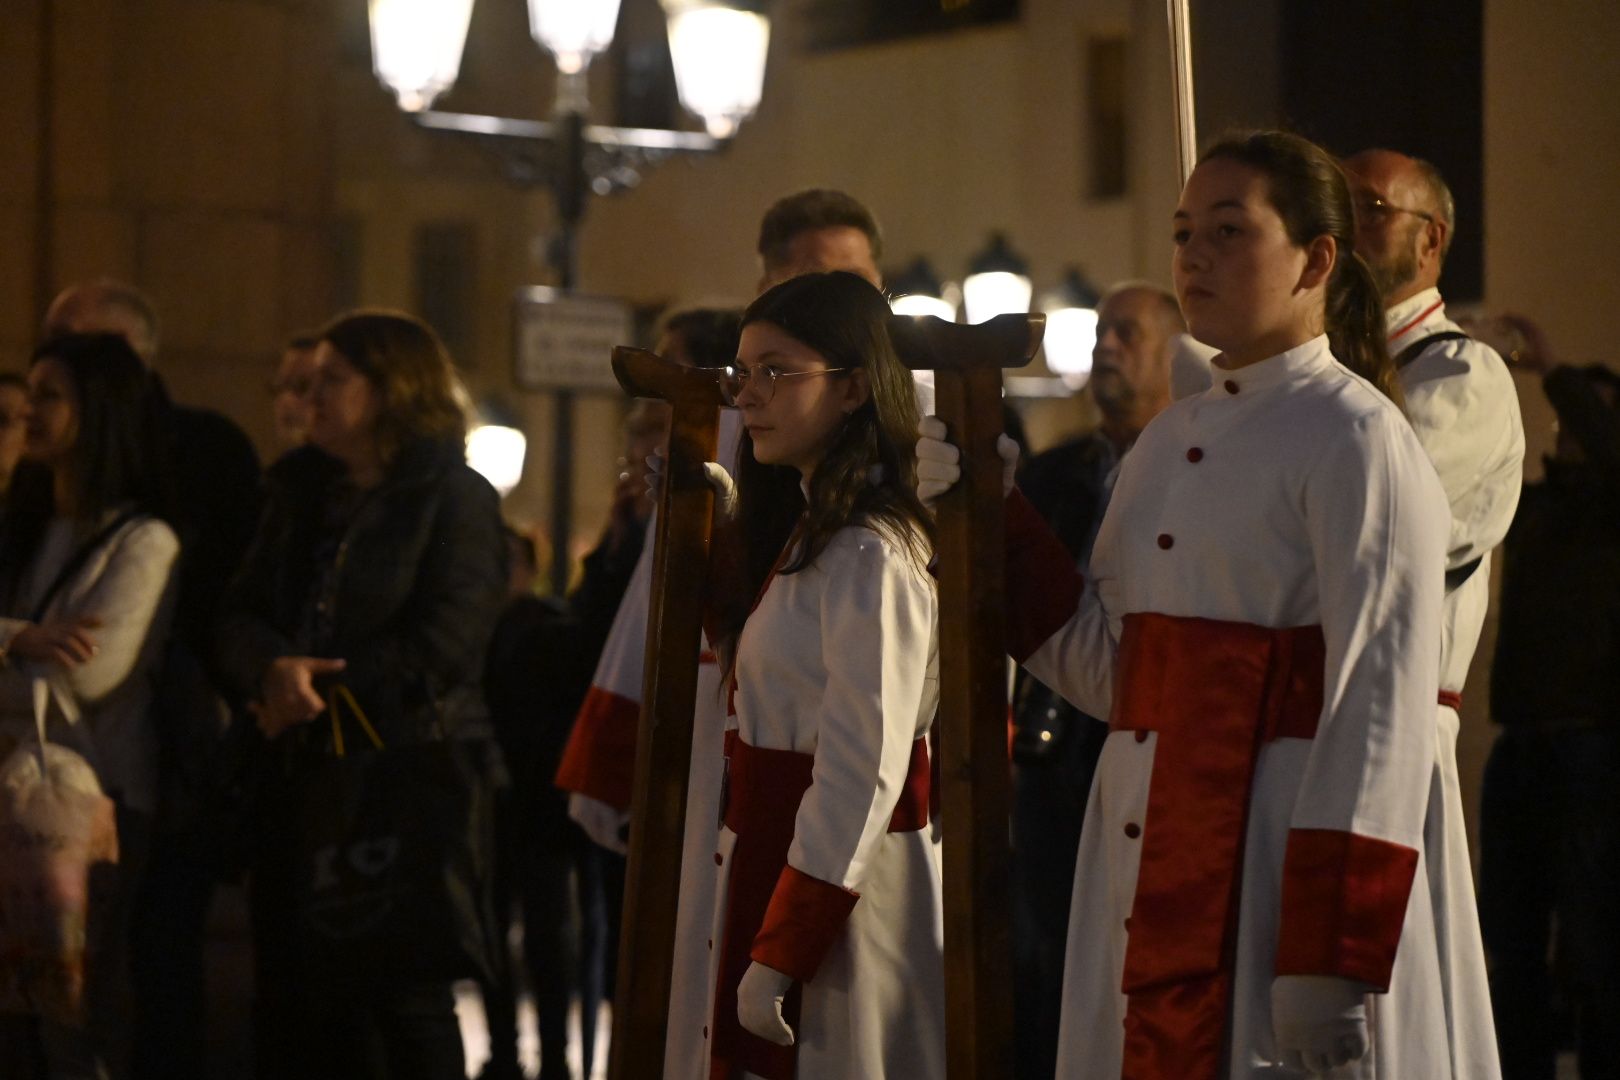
left=737, top=961, right=795, bottom=1046
left=567, top=791, right=630, bottom=855
left=1271, top=975, right=1370, bottom=1075
left=646, top=450, right=738, bottom=521
left=915, top=416, right=1018, bottom=506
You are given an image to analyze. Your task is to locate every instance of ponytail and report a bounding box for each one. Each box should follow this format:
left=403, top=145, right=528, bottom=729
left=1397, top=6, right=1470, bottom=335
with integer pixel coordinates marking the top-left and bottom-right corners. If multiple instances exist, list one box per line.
left=1327, top=251, right=1405, bottom=412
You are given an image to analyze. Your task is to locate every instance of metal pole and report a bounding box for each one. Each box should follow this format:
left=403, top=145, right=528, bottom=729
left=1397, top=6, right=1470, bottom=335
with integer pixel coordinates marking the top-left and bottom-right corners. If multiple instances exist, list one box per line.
left=1166, top=0, right=1198, bottom=185
left=547, top=85, right=589, bottom=595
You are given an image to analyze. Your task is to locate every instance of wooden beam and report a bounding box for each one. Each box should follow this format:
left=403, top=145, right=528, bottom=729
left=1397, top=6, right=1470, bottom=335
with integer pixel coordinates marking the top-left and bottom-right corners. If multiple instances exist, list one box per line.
left=606, top=346, right=728, bottom=1080
left=890, top=312, right=1044, bottom=1080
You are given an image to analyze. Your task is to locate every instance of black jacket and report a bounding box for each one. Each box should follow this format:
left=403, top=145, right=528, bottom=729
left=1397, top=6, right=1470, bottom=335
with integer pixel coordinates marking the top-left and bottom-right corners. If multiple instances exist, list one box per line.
left=218, top=437, right=506, bottom=745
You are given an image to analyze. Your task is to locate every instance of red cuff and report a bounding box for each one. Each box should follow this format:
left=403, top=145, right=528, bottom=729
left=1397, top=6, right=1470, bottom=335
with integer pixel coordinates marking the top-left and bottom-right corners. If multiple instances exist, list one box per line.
left=553, top=686, right=639, bottom=810
left=1004, top=489, right=1084, bottom=662
left=1275, top=828, right=1419, bottom=991
left=749, top=865, right=859, bottom=982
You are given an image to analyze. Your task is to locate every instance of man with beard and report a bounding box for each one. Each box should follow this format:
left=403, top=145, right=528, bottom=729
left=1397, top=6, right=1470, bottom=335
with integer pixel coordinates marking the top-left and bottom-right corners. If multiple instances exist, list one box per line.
left=1343, top=148, right=1524, bottom=1079
left=1009, top=282, right=1182, bottom=1080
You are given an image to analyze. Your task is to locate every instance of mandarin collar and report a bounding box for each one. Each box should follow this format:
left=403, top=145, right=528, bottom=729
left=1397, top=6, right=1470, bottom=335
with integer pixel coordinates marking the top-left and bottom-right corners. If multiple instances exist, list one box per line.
left=1205, top=334, right=1332, bottom=398
left=1384, top=286, right=1444, bottom=338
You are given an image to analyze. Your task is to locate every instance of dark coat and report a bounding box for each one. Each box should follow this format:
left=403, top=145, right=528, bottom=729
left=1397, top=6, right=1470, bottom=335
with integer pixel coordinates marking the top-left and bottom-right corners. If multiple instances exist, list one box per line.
left=218, top=437, right=506, bottom=745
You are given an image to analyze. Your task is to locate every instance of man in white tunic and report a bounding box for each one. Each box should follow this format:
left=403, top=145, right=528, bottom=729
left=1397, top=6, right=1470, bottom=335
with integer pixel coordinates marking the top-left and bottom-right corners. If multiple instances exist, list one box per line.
left=1345, top=148, right=1524, bottom=1080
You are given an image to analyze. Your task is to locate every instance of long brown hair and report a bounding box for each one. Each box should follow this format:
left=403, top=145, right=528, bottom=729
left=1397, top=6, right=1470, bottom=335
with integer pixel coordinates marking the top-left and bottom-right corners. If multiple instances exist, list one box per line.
left=1200, top=131, right=1404, bottom=410
left=716, top=271, right=933, bottom=660
left=319, top=309, right=467, bottom=463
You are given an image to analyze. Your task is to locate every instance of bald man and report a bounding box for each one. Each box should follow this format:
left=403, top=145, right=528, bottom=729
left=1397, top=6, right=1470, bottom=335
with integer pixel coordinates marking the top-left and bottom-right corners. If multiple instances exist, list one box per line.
left=42, top=278, right=262, bottom=1080
left=1343, top=149, right=1523, bottom=1080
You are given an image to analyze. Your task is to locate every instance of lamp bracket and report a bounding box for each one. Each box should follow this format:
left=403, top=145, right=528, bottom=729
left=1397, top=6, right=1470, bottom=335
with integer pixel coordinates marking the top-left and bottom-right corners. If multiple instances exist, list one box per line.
left=413, top=110, right=723, bottom=196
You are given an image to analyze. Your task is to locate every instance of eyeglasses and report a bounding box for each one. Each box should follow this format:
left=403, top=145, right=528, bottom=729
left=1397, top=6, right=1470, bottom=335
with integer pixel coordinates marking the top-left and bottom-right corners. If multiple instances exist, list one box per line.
left=720, top=364, right=852, bottom=406
left=1355, top=195, right=1435, bottom=225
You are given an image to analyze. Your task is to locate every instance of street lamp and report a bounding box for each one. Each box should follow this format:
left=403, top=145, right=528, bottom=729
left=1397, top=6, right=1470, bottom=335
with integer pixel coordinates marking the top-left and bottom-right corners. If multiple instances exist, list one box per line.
left=1040, top=267, right=1102, bottom=389
left=367, top=0, right=771, bottom=592
left=962, top=232, right=1033, bottom=324
left=888, top=257, right=959, bottom=322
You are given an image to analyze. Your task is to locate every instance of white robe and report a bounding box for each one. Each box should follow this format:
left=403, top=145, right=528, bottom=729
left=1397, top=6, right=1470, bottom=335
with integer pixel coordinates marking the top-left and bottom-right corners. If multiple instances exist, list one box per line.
left=1013, top=337, right=1457, bottom=1078
left=704, top=523, right=945, bottom=1080
left=1389, top=287, right=1524, bottom=1080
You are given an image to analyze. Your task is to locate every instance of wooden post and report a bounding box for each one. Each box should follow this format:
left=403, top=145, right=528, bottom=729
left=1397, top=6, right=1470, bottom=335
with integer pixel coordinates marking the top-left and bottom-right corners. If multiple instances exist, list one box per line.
left=606, top=346, right=728, bottom=1080
left=890, top=312, right=1045, bottom=1080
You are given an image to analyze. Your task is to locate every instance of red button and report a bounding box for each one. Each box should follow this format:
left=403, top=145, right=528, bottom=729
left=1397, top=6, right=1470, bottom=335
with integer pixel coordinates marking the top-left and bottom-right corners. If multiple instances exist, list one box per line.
left=713, top=853, right=723, bottom=865
left=1124, top=822, right=1141, bottom=839
left=1134, top=730, right=1148, bottom=743
left=1224, top=380, right=1240, bottom=394
left=1157, top=534, right=1174, bottom=549
left=1186, top=447, right=1204, bottom=463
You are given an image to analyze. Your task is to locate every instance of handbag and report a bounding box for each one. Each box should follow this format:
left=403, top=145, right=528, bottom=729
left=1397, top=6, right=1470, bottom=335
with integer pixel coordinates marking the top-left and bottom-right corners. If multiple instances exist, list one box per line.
left=275, top=685, right=498, bottom=984
left=0, top=680, right=120, bottom=1023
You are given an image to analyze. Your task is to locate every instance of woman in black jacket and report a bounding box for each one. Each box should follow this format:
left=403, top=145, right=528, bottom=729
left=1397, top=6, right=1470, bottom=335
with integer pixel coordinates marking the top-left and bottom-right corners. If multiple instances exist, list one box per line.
left=219, top=309, right=506, bottom=1080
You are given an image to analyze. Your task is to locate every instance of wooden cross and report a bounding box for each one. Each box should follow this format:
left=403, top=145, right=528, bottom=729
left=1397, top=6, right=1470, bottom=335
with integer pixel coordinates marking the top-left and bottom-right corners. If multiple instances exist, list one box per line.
left=605, top=345, right=728, bottom=1080
left=889, top=311, right=1045, bottom=1080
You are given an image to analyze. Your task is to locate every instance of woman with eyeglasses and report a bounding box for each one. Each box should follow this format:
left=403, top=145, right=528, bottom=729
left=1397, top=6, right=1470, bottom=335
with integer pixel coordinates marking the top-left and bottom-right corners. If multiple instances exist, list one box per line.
left=696, top=271, right=944, bottom=1079
left=921, top=131, right=1465, bottom=1078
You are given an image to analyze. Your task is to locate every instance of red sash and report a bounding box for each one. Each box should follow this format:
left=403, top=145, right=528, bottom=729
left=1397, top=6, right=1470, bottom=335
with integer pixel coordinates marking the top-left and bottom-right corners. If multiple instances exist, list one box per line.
left=1108, top=612, right=1325, bottom=1080
left=708, top=732, right=930, bottom=1080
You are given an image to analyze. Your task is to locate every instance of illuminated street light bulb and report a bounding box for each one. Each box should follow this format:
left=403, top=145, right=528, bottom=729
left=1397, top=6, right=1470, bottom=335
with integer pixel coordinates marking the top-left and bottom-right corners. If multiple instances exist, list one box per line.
left=467, top=422, right=528, bottom=497
left=887, top=258, right=958, bottom=322
left=528, top=0, right=624, bottom=75
left=962, top=233, right=1032, bottom=325
left=367, top=0, right=476, bottom=112
left=1041, top=267, right=1103, bottom=389
left=662, top=0, right=771, bottom=138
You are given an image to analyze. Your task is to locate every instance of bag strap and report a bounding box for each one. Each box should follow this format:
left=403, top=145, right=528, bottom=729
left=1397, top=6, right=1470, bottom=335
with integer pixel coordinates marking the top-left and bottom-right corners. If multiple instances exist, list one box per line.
left=327, top=684, right=384, bottom=757
left=1394, top=330, right=1471, bottom=370
left=27, top=509, right=142, bottom=623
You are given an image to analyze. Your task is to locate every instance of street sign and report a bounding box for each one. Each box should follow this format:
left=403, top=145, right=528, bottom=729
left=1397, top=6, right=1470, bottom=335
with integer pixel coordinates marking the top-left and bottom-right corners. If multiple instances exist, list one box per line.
left=513, top=286, right=632, bottom=392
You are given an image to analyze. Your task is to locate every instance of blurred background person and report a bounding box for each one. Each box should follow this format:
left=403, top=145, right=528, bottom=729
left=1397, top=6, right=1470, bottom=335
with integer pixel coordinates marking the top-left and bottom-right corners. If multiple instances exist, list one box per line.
left=551, top=305, right=741, bottom=1078
left=217, top=309, right=506, bottom=1080
left=41, top=277, right=263, bottom=1079
left=0, top=372, right=29, bottom=497
left=0, top=333, right=180, bottom=1079
left=1008, top=281, right=1183, bottom=1080
left=270, top=334, right=319, bottom=452
left=1484, top=315, right=1620, bottom=1080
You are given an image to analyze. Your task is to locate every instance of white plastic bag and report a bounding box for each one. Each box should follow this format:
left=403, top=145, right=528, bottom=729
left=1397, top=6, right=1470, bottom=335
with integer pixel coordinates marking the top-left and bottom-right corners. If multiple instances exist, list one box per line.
left=0, top=679, right=118, bottom=1024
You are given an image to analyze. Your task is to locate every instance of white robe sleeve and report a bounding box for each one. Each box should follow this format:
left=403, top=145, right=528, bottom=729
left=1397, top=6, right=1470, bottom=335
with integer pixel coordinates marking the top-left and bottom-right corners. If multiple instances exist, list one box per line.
left=1275, top=404, right=1449, bottom=987
left=785, top=528, right=936, bottom=893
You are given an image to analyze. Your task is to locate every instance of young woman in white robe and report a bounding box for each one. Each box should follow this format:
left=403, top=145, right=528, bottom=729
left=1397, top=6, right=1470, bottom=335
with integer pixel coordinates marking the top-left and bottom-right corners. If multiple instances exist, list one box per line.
left=701, top=270, right=945, bottom=1080
left=920, top=131, right=1462, bottom=1078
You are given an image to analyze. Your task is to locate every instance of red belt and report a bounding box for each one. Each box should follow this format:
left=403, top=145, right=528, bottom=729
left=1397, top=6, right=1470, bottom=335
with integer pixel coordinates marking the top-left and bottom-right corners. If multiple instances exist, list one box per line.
left=1108, top=612, right=1325, bottom=1080
left=1438, top=689, right=1463, bottom=711
left=709, top=732, right=930, bottom=1079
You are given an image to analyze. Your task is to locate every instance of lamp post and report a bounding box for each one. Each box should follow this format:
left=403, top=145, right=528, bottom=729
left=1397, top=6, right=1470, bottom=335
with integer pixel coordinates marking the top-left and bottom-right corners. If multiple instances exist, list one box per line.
left=366, top=0, right=770, bottom=593
left=888, top=256, right=960, bottom=322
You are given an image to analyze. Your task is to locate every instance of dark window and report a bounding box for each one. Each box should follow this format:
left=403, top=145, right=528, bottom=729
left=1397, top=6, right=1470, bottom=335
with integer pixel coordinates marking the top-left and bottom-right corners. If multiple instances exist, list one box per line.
left=1279, top=2, right=1484, bottom=300
left=413, top=221, right=478, bottom=365
left=1087, top=36, right=1128, bottom=199
left=804, top=0, right=1021, bottom=52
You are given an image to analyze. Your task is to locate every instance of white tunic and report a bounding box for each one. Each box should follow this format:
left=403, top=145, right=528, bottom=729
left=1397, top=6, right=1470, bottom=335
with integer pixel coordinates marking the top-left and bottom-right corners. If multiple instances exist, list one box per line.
left=705, top=523, right=945, bottom=1080
left=1389, top=287, right=1523, bottom=1080
left=1017, top=337, right=1456, bottom=1078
